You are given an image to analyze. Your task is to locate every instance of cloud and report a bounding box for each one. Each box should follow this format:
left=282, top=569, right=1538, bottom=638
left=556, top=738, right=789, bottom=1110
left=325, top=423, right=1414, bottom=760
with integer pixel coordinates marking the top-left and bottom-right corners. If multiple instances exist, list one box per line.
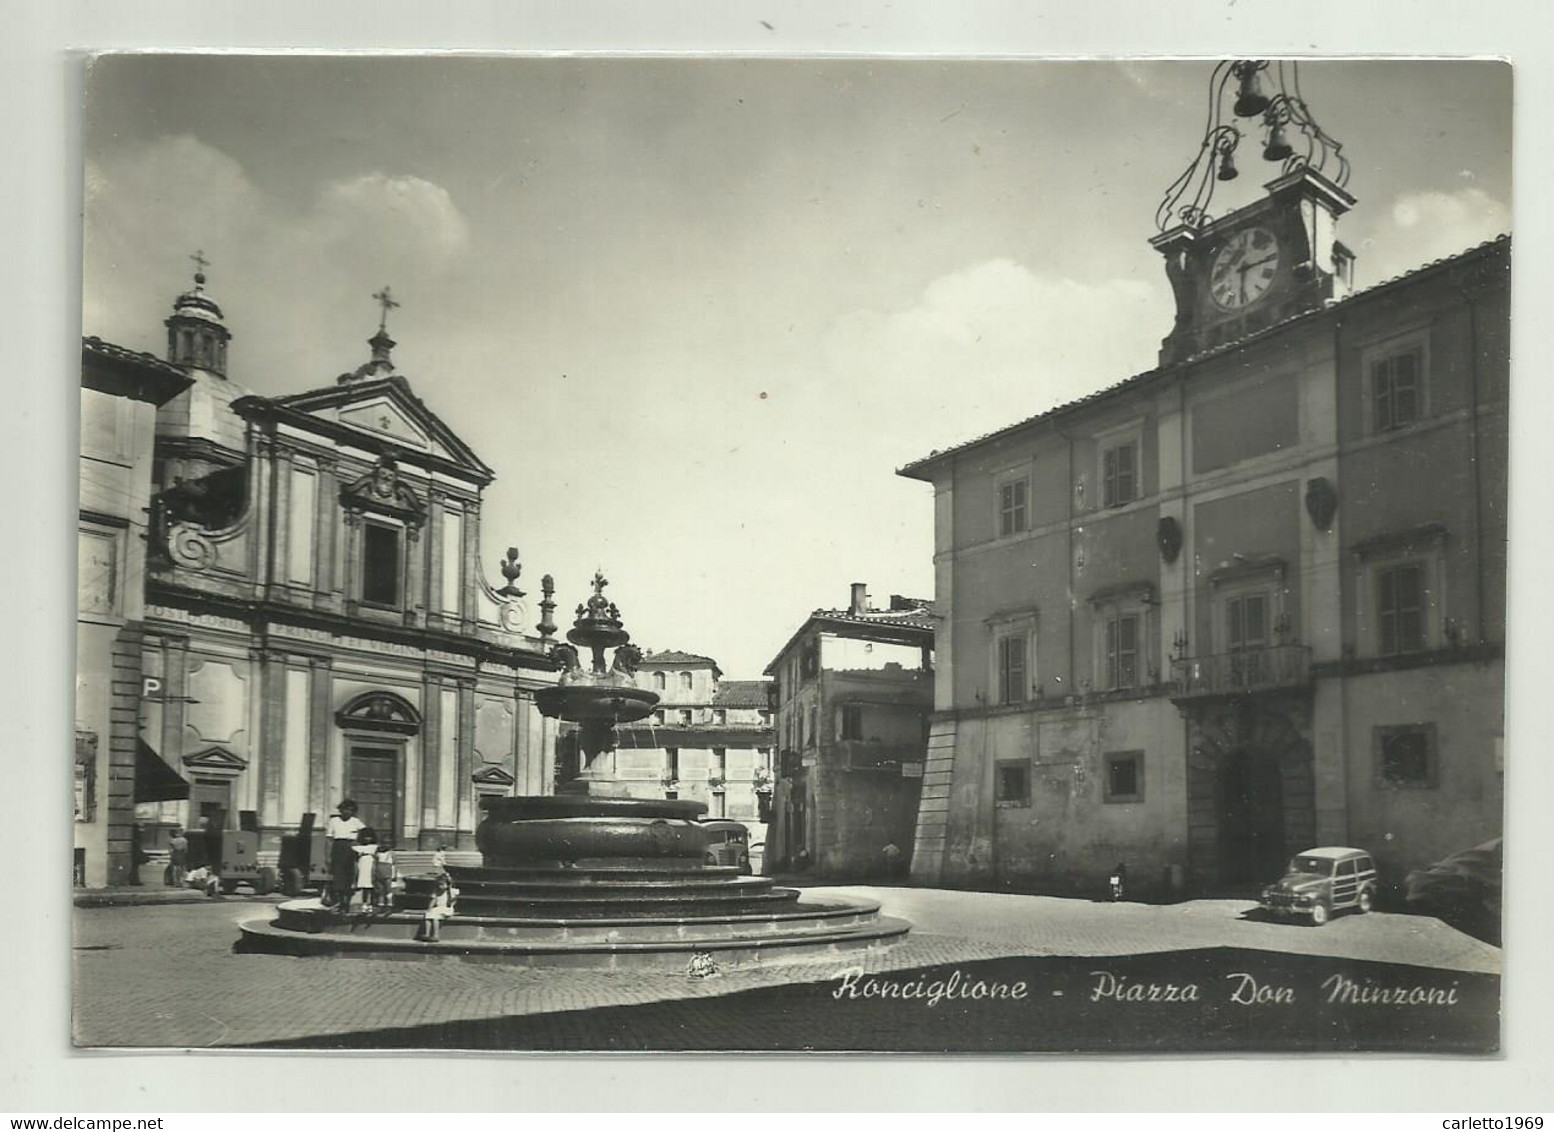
left=815, top=258, right=1169, bottom=462
left=82, top=135, right=473, bottom=381
left=306, top=173, right=471, bottom=270
left=1366, top=187, right=1510, bottom=279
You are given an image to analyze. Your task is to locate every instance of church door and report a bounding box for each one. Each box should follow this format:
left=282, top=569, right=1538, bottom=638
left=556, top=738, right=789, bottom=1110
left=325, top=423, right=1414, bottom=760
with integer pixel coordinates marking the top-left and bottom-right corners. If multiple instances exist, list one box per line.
left=346, top=746, right=400, bottom=838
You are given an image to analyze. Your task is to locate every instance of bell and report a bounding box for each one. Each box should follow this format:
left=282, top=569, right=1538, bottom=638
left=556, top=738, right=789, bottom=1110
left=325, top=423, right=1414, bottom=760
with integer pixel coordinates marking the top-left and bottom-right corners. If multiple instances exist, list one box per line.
left=1263, top=121, right=1293, bottom=162
left=1216, top=149, right=1239, bottom=181
left=1233, top=65, right=1271, bottom=118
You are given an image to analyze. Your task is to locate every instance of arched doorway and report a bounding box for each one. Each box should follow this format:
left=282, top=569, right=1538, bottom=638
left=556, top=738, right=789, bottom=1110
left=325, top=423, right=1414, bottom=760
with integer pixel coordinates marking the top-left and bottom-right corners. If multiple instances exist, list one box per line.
left=1216, top=747, right=1287, bottom=883
left=1186, top=699, right=1314, bottom=891
left=334, top=691, right=422, bottom=839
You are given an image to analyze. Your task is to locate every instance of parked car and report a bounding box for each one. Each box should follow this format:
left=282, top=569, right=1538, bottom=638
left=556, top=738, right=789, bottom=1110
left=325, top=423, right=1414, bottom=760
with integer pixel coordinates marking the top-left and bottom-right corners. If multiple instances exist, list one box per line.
left=1405, top=838, right=1501, bottom=946
left=700, top=820, right=753, bottom=874
left=1259, top=846, right=1378, bottom=926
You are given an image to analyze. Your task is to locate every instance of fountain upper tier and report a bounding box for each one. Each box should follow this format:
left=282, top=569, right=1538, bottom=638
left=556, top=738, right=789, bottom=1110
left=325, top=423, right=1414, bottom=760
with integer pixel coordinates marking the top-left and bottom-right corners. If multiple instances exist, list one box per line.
left=533, top=571, right=659, bottom=751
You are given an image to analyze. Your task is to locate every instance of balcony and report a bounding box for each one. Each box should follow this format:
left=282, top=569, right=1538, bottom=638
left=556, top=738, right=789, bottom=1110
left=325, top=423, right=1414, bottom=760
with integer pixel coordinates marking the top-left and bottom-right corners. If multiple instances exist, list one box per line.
left=1170, top=644, right=1312, bottom=701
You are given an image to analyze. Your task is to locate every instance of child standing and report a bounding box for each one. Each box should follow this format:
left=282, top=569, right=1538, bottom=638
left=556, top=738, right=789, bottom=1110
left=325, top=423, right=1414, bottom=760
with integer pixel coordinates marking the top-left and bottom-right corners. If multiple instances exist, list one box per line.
left=352, top=827, right=378, bottom=914
left=418, top=874, right=458, bottom=942
left=431, top=842, right=449, bottom=877
left=373, top=838, right=397, bottom=911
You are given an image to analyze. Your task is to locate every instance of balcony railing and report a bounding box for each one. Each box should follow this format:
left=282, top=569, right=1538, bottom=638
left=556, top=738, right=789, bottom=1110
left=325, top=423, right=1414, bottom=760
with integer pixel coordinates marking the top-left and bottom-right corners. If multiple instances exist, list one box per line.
left=1170, top=644, right=1312, bottom=700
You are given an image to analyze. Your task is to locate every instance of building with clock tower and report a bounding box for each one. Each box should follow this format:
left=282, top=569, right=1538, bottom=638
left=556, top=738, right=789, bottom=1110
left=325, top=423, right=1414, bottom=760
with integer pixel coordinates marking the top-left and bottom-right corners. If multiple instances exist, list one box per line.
left=900, top=62, right=1508, bottom=903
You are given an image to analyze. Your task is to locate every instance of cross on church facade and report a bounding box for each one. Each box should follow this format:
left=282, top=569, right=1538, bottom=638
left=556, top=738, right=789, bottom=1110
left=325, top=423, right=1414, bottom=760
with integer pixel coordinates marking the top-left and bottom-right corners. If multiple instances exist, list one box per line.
left=190, top=249, right=210, bottom=278
left=372, top=286, right=400, bottom=332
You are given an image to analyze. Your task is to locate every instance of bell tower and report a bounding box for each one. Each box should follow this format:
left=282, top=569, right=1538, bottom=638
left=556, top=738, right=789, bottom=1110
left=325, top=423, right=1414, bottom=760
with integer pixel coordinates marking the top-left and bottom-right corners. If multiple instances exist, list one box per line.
left=1151, top=61, right=1356, bottom=366
left=164, top=250, right=232, bottom=378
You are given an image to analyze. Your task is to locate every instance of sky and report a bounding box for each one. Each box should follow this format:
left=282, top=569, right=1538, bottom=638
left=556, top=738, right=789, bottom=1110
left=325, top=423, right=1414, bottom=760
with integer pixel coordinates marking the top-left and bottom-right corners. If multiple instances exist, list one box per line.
left=80, top=57, right=1512, bottom=677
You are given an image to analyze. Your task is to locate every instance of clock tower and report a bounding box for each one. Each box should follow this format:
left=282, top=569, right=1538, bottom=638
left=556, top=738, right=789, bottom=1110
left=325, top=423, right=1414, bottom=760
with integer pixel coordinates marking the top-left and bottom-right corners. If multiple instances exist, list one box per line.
left=1150, top=61, right=1356, bottom=366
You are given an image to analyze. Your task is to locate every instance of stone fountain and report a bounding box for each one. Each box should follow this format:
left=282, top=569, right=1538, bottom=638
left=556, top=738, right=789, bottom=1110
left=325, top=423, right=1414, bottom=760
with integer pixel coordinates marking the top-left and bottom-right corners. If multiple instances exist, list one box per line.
left=240, top=572, right=909, bottom=969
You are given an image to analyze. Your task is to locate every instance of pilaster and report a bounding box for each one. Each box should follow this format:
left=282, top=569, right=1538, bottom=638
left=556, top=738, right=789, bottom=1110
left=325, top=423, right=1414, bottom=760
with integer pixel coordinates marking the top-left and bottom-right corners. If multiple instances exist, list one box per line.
left=105, top=624, right=146, bottom=885
left=313, top=455, right=338, bottom=608
left=160, top=635, right=190, bottom=769
left=426, top=489, right=446, bottom=628
left=403, top=522, right=425, bottom=629
left=307, top=656, right=333, bottom=816
left=249, top=434, right=274, bottom=589
left=421, top=674, right=443, bottom=834
left=270, top=447, right=294, bottom=600
left=341, top=511, right=362, bottom=616
left=460, top=500, right=480, bottom=634
left=455, top=677, right=477, bottom=840
left=255, top=646, right=286, bottom=826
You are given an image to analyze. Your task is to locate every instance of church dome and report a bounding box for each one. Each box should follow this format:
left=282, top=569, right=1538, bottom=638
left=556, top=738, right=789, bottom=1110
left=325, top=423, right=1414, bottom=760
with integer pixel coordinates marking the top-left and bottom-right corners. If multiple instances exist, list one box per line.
left=170, top=272, right=226, bottom=325
left=164, top=255, right=233, bottom=378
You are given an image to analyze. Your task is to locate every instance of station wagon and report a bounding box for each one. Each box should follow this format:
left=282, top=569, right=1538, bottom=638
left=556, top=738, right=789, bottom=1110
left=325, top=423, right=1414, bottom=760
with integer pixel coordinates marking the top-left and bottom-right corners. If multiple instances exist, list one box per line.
left=1260, top=846, right=1378, bottom=926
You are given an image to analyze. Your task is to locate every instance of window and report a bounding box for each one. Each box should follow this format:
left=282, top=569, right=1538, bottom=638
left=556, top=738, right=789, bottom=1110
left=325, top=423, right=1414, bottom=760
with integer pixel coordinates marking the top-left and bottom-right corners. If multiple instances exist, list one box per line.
left=665, top=748, right=680, bottom=781
left=998, top=477, right=1028, bottom=537
left=678, top=708, right=693, bottom=726
left=1376, top=725, right=1437, bottom=788
left=840, top=704, right=864, bottom=740
left=711, top=748, right=726, bottom=778
left=1225, top=592, right=1271, bottom=685
left=1102, top=441, right=1138, bottom=507
left=679, top=671, right=694, bottom=691
left=995, top=760, right=1030, bottom=807
left=652, top=710, right=665, bottom=725
left=1104, top=614, right=1141, bottom=689
left=1104, top=751, right=1144, bottom=803
left=997, top=635, right=1028, bottom=704
left=1376, top=563, right=1426, bottom=655
left=758, top=710, right=771, bottom=724
left=652, top=672, right=667, bottom=691
left=1225, top=594, right=1269, bottom=652
left=713, top=709, right=726, bottom=725
left=807, top=706, right=818, bottom=747
left=1372, top=347, right=1422, bottom=432
left=361, top=522, right=402, bottom=606
left=77, top=528, right=120, bottom=618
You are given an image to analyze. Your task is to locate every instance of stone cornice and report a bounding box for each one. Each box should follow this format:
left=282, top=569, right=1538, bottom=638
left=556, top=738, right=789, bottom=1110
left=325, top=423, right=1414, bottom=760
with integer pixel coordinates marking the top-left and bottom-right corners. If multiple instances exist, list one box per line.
left=146, top=581, right=558, bottom=672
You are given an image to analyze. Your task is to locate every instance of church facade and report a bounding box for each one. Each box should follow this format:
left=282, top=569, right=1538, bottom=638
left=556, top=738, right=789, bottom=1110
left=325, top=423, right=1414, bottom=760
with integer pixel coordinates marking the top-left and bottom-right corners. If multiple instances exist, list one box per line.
left=132, top=273, right=560, bottom=860
left=902, top=168, right=1508, bottom=901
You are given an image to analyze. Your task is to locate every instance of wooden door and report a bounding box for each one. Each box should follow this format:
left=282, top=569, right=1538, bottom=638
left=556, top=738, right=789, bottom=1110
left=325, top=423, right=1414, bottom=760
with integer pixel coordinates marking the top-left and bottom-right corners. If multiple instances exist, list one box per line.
left=346, top=746, right=399, bottom=838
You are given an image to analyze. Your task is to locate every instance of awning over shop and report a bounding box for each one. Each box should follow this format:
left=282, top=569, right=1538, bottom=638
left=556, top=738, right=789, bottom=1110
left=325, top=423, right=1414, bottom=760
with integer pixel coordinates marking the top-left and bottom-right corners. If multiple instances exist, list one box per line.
left=135, top=739, right=190, bottom=803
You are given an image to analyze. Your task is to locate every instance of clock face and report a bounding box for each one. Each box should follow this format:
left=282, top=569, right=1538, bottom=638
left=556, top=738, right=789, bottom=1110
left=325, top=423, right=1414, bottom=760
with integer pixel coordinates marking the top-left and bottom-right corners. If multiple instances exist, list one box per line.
left=1209, top=227, right=1281, bottom=311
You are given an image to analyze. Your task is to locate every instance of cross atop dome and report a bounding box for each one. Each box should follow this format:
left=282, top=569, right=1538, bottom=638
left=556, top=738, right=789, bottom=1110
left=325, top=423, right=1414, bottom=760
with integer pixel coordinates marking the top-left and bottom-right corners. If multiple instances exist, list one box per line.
left=342, top=285, right=400, bottom=383
left=372, top=285, right=400, bottom=333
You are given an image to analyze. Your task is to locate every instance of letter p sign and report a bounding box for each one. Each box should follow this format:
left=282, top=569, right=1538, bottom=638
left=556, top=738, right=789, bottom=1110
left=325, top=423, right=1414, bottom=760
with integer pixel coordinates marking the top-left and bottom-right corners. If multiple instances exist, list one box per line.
left=142, top=676, right=163, bottom=700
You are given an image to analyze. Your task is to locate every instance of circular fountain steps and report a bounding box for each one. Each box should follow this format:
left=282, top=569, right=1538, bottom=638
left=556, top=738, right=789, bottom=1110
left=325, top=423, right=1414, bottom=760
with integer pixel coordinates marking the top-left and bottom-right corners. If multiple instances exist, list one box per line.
left=239, top=896, right=910, bottom=970
left=418, top=877, right=791, bottom=918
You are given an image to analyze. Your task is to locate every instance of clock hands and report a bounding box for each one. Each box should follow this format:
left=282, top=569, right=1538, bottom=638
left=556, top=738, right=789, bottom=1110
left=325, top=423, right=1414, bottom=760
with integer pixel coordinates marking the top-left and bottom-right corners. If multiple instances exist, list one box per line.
left=1235, top=252, right=1278, bottom=303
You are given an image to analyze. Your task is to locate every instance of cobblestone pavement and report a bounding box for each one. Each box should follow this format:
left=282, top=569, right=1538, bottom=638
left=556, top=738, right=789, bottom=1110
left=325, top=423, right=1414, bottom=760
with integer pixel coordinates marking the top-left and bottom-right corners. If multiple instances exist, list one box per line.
left=72, top=886, right=1499, bottom=1049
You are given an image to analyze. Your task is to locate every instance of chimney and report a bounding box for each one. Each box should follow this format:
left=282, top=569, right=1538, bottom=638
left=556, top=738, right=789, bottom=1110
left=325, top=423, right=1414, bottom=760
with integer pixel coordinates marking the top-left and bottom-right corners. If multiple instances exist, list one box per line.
left=849, top=582, right=869, bottom=616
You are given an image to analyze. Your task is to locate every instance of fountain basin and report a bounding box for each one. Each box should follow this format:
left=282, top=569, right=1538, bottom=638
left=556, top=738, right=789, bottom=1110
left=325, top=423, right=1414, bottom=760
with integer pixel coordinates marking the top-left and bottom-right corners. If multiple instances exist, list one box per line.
left=534, top=684, right=658, bottom=725
left=481, top=796, right=706, bottom=822
left=477, top=816, right=711, bottom=866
